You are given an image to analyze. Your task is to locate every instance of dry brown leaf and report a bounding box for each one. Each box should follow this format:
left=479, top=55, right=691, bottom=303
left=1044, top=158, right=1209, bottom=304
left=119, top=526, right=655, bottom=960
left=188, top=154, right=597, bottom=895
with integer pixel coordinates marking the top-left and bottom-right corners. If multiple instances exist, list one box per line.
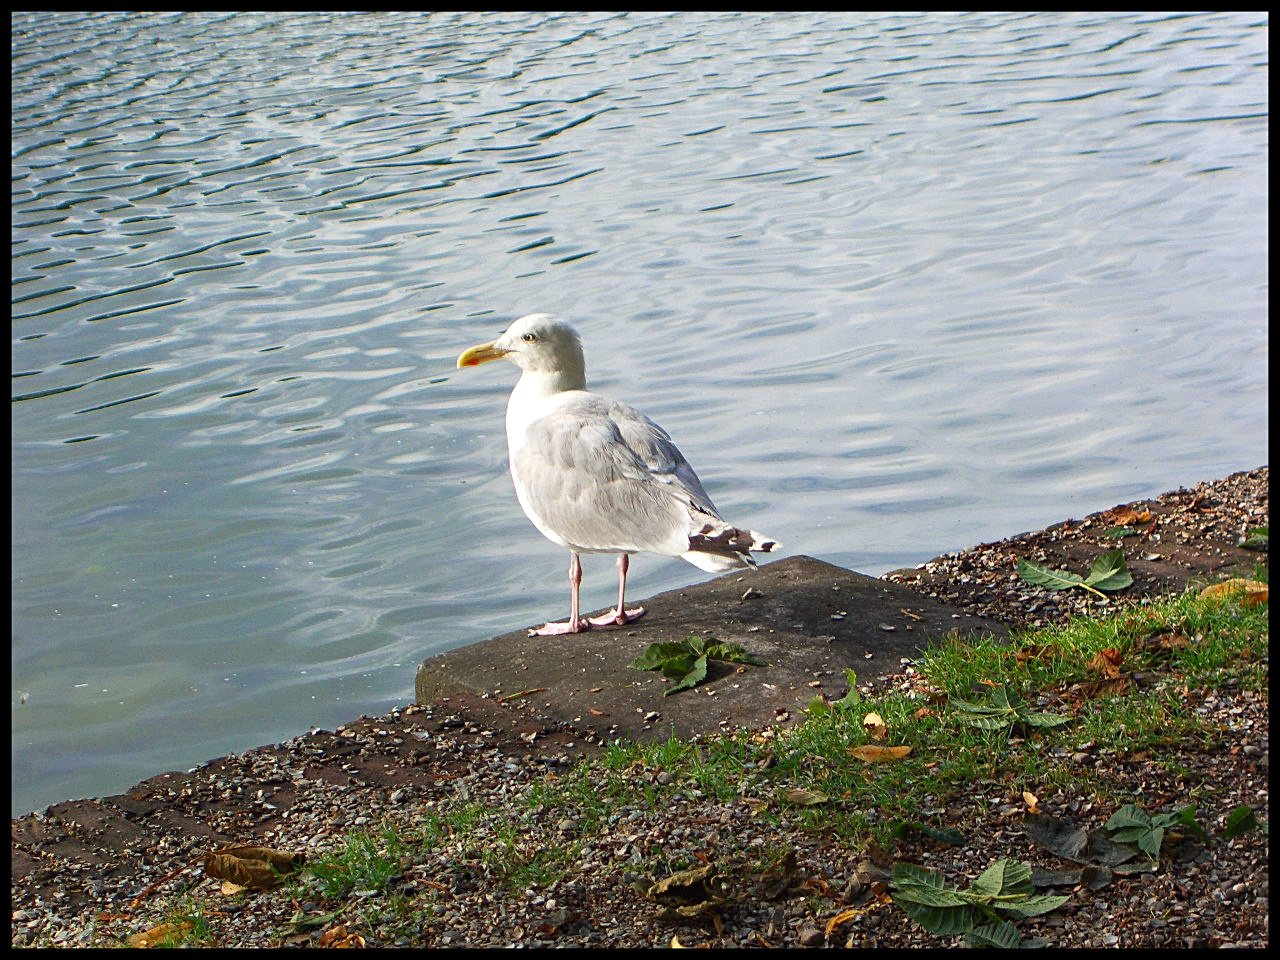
left=1076, top=677, right=1130, bottom=699
left=318, top=924, right=366, bottom=948
left=1087, top=648, right=1125, bottom=679
left=647, top=863, right=731, bottom=921
left=862, top=712, right=888, bottom=741
left=1016, top=642, right=1062, bottom=663
left=847, top=745, right=911, bottom=763
left=825, top=906, right=871, bottom=937
left=1023, top=790, right=1040, bottom=814
left=1147, top=631, right=1191, bottom=651
left=203, top=845, right=305, bottom=890
left=1104, top=506, right=1152, bottom=525
left=126, top=921, right=194, bottom=948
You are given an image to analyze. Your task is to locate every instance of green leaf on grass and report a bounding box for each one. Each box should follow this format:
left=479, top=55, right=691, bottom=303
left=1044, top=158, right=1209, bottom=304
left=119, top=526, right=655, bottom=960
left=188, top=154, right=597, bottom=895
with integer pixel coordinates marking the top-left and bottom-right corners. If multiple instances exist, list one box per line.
left=950, top=683, right=1070, bottom=732
left=833, top=668, right=861, bottom=709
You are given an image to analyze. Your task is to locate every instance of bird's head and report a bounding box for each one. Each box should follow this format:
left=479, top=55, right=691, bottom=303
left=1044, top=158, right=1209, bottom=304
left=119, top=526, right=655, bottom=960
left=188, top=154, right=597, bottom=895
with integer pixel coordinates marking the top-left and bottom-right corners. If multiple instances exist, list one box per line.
left=457, top=313, right=586, bottom=381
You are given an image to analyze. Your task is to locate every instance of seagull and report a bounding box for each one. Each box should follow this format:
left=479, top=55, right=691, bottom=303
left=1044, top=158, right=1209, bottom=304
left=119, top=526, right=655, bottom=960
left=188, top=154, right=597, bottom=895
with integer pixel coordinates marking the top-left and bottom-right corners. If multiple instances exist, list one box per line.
left=457, top=313, right=780, bottom=636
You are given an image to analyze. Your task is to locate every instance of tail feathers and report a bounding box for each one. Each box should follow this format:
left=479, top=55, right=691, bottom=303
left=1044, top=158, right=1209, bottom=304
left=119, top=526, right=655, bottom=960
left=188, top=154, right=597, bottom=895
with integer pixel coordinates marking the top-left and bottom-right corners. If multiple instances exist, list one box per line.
left=684, top=521, right=781, bottom=572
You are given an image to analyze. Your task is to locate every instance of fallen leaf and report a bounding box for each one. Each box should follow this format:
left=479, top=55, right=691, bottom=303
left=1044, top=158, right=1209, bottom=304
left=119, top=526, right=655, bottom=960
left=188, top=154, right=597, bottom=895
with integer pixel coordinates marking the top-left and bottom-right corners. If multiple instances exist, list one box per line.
left=1200, top=578, right=1268, bottom=603
left=203, top=845, right=305, bottom=890
left=1075, top=677, right=1130, bottom=699
left=127, top=922, right=194, bottom=948
left=847, top=745, right=911, bottom=763
left=862, top=712, right=888, bottom=741
left=318, top=924, right=366, bottom=947
left=647, top=863, right=731, bottom=921
left=1016, top=642, right=1062, bottom=663
left=781, top=786, right=830, bottom=806
left=1104, top=506, right=1151, bottom=525
left=1145, top=631, right=1190, bottom=651
left=824, top=906, right=878, bottom=937
left=1088, top=648, right=1125, bottom=679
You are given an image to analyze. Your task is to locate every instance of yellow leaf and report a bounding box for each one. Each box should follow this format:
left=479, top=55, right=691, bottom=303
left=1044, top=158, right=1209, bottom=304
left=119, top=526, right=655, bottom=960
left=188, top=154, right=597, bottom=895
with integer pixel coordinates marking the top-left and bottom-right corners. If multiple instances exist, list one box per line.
left=126, top=921, right=194, bottom=948
left=862, top=712, right=887, bottom=741
left=824, top=905, right=878, bottom=937
left=1022, top=790, right=1039, bottom=814
left=1200, top=579, right=1267, bottom=604
left=847, top=745, right=911, bottom=763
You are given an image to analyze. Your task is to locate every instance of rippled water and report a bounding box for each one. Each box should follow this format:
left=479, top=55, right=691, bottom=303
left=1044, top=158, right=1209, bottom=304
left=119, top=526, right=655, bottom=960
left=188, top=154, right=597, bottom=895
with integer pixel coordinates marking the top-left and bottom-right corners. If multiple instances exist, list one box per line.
left=11, top=11, right=1268, bottom=814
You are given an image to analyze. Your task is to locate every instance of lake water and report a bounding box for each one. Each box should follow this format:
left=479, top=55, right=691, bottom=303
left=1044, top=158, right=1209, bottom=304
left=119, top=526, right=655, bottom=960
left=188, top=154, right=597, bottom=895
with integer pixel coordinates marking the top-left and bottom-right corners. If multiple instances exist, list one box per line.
left=11, top=11, right=1268, bottom=815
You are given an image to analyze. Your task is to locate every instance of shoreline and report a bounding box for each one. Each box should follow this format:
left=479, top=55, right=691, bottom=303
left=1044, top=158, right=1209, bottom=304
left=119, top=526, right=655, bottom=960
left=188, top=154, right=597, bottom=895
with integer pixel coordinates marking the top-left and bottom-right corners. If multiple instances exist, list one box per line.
left=12, top=466, right=1267, bottom=947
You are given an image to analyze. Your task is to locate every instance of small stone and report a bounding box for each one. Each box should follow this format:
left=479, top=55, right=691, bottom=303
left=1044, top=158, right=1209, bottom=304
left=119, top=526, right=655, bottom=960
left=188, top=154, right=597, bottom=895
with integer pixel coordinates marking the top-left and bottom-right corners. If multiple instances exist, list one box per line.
left=798, top=925, right=825, bottom=947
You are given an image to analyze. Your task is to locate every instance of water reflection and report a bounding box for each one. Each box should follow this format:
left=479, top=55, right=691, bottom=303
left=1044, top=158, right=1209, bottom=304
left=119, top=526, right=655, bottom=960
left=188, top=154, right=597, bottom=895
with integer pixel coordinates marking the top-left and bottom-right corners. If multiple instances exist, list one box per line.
left=11, top=11, right=1267, bottom=815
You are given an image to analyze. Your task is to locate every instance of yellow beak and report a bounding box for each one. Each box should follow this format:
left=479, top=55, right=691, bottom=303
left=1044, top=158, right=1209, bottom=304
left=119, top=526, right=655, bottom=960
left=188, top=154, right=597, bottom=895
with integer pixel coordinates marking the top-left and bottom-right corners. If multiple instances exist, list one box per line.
left=457, top=340, right=509, bottom=368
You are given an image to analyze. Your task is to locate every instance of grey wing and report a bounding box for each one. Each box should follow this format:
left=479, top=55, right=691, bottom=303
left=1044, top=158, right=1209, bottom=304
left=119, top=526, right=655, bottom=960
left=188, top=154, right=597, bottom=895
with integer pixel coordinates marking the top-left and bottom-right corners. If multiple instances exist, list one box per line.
left=513, top=396, right=721, bottom=554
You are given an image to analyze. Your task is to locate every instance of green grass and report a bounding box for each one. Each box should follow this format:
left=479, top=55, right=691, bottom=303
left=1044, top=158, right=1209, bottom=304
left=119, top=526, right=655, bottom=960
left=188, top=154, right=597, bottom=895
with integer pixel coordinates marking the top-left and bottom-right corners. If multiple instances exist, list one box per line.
left=308, top=824, right=409, bottom=899
left=141, top=573, right=1264, bottom=947
left=522, top=574, right=1267, bottom=850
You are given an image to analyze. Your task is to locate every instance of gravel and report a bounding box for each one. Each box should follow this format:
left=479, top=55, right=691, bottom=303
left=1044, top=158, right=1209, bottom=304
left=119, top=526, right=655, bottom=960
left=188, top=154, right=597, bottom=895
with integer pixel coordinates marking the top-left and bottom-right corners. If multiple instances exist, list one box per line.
left=10, top=467, right=1268, bottom=948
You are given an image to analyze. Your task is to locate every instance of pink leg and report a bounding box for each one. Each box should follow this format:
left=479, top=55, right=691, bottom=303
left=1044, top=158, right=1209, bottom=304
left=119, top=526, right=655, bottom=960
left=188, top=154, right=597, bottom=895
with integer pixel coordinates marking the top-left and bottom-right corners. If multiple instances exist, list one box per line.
left=587, top=553, right=646, bottom=627
left=530, top=552, right=591, bottom=636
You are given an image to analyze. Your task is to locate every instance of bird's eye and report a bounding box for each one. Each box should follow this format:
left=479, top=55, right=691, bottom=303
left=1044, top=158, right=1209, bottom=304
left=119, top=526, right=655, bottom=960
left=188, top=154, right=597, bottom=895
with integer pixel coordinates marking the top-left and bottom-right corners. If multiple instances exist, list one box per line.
left=522, top=333, right=537, bottom=342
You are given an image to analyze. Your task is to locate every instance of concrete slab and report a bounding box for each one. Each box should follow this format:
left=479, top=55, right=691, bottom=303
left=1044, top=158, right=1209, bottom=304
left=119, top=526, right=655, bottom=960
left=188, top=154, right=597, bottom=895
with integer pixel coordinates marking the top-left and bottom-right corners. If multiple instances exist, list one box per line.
left=415, top=555, right=1007, bottom=743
